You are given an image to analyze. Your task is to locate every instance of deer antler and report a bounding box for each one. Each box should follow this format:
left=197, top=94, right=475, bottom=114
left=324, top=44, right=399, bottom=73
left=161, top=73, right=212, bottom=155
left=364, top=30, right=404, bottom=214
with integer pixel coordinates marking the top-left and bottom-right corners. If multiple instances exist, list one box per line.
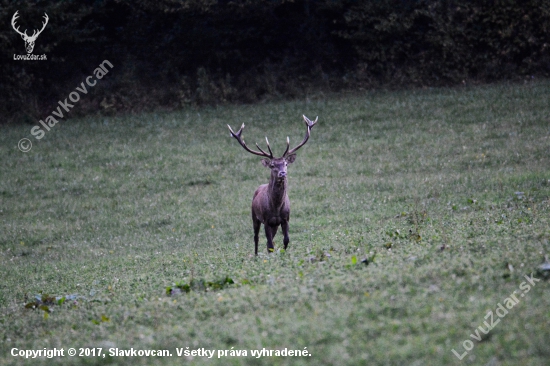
left=228, top=123, right=274, bottom=159
left=11, top=11, right=48, bottom=40
left=11, top=11, right=26, bottom=38
left=282, top=115, right=318, bottom=157
left=30, top=13, right=49, bottom=40
left=229, top=115, right=317, bottom=159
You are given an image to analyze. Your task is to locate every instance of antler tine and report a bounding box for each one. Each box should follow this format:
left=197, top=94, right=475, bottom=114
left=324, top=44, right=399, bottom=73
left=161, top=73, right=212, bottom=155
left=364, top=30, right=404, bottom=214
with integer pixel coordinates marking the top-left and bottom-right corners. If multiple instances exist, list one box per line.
left=282, top=136, right=290, bottom=157
left=227, top=123, right=240, bottom=136
left=255, top=142, right=270, bottom=157
left=264, top=137, right=274, bottom=157
left=227, top=123, right=273, bottom=159
left=284, top=115, right=318, bottom=157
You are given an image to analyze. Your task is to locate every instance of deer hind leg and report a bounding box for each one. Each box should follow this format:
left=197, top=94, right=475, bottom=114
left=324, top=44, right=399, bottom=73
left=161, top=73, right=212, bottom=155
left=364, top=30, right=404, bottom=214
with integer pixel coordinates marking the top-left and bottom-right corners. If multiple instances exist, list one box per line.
left=252, top=215, right=261, bottom=256
left=281, top=220, right=290, bottom=250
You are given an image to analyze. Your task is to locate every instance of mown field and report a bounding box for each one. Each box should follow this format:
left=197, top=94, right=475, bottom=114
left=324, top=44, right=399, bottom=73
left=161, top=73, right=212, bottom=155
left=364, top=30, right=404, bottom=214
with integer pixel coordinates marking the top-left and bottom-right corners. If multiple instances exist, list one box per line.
left=1, top=81, right=549, bottom=366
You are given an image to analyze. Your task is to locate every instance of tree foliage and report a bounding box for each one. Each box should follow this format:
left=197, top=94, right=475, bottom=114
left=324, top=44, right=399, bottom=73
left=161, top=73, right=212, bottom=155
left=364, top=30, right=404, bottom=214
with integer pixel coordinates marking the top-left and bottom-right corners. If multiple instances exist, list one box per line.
left=1, top=0, right=549, bottom=122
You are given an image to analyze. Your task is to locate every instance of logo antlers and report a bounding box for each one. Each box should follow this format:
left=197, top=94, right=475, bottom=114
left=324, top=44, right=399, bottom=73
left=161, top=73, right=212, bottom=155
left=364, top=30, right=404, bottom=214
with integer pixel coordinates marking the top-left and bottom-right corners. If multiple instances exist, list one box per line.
left=11, top=11, right=49, bottom=54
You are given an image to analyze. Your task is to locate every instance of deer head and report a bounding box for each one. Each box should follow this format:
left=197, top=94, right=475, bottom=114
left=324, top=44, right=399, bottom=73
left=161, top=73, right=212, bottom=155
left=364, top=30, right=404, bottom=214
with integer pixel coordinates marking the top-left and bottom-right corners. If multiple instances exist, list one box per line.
left=12, top=11, right=49, bottom=54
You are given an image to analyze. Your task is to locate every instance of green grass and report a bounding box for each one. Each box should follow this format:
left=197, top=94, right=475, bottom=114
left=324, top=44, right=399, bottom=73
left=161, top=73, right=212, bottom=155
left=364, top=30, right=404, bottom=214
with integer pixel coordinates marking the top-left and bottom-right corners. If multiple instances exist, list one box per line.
left=1, top=81, right=549, bottom=366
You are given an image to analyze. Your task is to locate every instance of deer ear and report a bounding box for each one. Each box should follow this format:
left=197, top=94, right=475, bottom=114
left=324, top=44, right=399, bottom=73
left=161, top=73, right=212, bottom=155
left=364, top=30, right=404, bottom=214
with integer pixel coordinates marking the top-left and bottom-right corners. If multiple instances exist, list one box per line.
left=261, top=159, right=271, bottom=167
left=285, top=154, right=296, bottom=164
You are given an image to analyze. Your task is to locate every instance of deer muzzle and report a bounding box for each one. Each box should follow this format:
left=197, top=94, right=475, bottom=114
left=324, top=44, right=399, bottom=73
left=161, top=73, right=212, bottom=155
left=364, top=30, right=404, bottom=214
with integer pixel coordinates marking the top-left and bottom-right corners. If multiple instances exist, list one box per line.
left=277, top=172, right=286, bottom=182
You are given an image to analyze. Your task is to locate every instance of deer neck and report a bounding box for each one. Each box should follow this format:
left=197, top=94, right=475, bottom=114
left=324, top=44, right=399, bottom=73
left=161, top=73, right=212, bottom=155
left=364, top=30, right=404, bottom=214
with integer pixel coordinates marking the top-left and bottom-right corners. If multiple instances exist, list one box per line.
left=268, top=175, right=287, bottom=209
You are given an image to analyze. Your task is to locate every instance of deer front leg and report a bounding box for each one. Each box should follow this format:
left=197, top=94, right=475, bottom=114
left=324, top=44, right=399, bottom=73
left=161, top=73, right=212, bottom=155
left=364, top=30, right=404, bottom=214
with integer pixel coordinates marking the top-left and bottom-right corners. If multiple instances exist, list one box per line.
left=264, top=225, right=275, bottom=253
left=253, top=215, right=261, bottom=256
left=281, top=219, right=290, bottom=250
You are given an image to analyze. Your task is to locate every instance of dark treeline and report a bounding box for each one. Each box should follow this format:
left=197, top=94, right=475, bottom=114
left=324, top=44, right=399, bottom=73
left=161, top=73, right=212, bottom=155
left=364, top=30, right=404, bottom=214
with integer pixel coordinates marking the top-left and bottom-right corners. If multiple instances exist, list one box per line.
left=2, top=0, right=549, bottom=123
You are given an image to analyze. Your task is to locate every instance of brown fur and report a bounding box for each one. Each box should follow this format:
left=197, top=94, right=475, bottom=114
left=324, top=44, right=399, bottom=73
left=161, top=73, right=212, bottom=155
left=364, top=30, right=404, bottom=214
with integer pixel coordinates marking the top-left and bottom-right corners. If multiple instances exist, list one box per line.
left=252, top=155, right=295, bottom=254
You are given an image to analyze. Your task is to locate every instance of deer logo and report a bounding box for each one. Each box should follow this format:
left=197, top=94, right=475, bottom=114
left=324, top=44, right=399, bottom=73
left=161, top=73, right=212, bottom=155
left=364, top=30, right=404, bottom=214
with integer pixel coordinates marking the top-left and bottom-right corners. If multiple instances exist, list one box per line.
left=11, top=11, right=49, bottom=54
left=228, top=115, right=317, bottom=255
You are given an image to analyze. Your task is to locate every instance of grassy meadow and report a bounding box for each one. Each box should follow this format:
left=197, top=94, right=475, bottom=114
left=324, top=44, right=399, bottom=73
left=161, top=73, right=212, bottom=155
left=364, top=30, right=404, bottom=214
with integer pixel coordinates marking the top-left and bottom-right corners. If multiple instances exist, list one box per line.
left=1, top=81, right=549, bottom=365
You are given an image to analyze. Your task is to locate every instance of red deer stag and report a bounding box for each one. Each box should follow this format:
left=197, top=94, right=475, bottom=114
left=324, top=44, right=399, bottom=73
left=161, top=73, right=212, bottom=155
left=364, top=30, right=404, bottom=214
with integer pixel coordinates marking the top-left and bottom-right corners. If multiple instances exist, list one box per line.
left=228, top=115, right=317, bottom=255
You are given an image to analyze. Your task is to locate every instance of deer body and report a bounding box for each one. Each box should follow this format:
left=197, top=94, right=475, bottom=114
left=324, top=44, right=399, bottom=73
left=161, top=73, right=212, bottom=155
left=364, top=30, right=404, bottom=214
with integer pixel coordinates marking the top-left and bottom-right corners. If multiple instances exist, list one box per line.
left=228, top=115, right=317, bottom=255
left=253, top=180, right=289, bottom=227
left=252, top=156, right=294, bottom=254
